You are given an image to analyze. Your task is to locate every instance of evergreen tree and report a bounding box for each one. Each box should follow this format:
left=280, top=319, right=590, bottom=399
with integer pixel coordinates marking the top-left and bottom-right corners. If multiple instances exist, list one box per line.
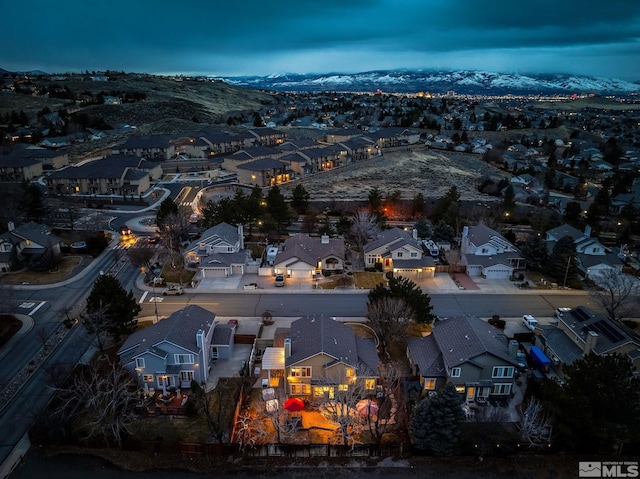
left=502, top=184, right=516, bottom=214
left=563, top=201, right=582, bottom=225
left=520, top=234, right=549, bottom=271
left=538, top=354, right=640, bottom=454
left=85, top=275, right=141, bottom=343
left=548, top=235, right=577, bottom=285
left=290, top=184, right=310, bottom=214
left=266, top=185, right=292, bottom=233
left=409, top=383, right=465, bottom=456
left=156, top=197, right=178, bottom=230
left=369, top=276, right=436, bottom=324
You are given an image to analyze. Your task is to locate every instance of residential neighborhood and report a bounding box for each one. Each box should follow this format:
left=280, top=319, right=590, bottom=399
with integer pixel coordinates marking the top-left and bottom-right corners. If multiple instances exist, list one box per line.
left=1, top=70, right=640, bottom=476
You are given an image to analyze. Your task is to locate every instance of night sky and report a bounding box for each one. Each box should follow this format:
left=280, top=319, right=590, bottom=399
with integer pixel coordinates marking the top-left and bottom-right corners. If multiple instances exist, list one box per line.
left=3, top=0, right=640, bottom=81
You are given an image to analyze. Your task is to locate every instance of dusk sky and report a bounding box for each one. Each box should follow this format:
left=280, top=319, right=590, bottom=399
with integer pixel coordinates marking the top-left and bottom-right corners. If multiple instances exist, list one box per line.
left=3, top=0, right=640, bottom=81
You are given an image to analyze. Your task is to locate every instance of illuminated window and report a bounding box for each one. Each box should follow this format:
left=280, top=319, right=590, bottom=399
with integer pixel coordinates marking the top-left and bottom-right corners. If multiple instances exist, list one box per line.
left=338, top=384, right=349, bottom=391
left=346, top=368, right=355, bottom=378
left=423, top=379, right=436, bottom=390
left=290, top=367, right=311, bottom=378
left=365, top=379, right=376, bottom=390
left=291, top=384, right=311, bottom=395
left=455, top=385, right=465, bottom=394
left=143, top=375, right=154, bottom=382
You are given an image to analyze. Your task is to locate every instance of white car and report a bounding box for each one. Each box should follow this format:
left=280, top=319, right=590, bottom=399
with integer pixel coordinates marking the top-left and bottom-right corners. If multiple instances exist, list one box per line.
left=162, top=285, right=184, bottom=295
left=522, top=314, right=539, bottom=331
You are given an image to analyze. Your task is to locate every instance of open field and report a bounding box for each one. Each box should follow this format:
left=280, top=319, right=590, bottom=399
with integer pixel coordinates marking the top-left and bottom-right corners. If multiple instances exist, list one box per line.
left=280, top=148, right=509, bottom=202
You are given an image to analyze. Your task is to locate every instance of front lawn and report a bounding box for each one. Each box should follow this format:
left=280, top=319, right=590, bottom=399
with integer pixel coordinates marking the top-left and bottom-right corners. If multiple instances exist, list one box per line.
left=0, top=256, right=84, bottom=285
left=159, top=265, right=196, bottom=285
left=353, top=271, right=386, bottom=289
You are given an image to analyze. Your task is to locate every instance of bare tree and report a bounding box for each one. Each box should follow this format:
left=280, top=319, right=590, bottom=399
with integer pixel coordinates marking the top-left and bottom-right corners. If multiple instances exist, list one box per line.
left=126, top=246, right=156, bottom=280
left=367, top=297, right=414, bottom=357
left=313, top=371, right=368, bottom=446
left=517, top=398, right=554, bottom=449
left=51, top=357, right=138, bottom=447
left=350, top=209, right=380, bottom=252
left=366, top=361, right=406, bottom=444
left=587, top=268, right=640, bottom=321
left=190, top=379, right=234, bottom=443
left=82, top=304, right=111, bottom=354
left=158, top=211, right=189, bottom=268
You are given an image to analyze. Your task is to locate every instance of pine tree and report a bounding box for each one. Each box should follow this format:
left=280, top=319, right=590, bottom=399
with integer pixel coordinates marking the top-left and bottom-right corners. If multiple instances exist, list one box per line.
left=86, top=275, right=141, bottom=343
left=409, top=383, right=465, bottom=456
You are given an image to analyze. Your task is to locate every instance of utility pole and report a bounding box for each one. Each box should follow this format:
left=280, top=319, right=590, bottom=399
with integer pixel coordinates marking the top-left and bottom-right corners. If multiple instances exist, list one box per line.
left=563, top=254, right=572, bottom=288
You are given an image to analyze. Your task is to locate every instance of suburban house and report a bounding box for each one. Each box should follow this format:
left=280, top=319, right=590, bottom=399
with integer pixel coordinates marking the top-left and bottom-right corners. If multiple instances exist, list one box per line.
left=184, top=223, right=251, bottom=278
left=338, top=136, right=376, bottom=162
left=118, top=305, right=235, bottom=390
left=246, top=127, right=286, bottom=146
left=222, top=146, right=281, bottom=172
left=545, top=223, right=624, bottom=278
left=45, top=155, right=160, bottom=196
left=0, top=221, right=62, bottom=271
left=272, top=234, right=345, bottom=278
left=278, top=316, right=379, bottom=399
left=406, top=316, right=521, bottom=402
left=236, top=158, right=291, bottom=187
left=364, top=227, right=436, bottom=278
left=460, top=224, right=525, bottom=279
left=535, top=306, right=640, bottom=371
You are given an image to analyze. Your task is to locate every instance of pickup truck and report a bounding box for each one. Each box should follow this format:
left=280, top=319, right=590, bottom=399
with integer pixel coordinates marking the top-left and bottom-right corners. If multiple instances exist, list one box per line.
left=522, top=314, right=539, bottom=331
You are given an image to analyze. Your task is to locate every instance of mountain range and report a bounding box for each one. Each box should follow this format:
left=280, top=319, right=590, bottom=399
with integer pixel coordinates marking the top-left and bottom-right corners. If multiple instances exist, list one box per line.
left=218, top=70, right=640, bottom=96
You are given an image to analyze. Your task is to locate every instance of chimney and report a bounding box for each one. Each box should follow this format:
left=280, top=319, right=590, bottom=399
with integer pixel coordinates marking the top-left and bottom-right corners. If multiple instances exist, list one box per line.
left=412, top=228, right=418, bottom=240
left=321, top=234, right=329, bottom=244
left=584, top=225, right=592, bottom=237
left=508, top=339, right=519, bottom=357
left=584, top=330, right=598, bottom=355
left=196, top=329, right=205, bottom=350
left=237, top=224, right=244, bottom=250
left=7, top=221, right=14, bottom=231
left=284, top=337, right=291, bottom=358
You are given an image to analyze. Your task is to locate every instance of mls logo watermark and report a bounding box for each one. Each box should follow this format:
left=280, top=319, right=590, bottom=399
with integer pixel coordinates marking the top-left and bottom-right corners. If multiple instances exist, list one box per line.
left=579, top=462, right=639, bottom=478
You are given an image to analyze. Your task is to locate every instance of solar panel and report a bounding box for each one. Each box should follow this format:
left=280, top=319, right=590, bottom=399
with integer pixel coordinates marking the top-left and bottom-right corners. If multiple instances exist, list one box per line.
left=590, top=320, right=625, bottom=343
left=572, top=308, right=591, bottom=322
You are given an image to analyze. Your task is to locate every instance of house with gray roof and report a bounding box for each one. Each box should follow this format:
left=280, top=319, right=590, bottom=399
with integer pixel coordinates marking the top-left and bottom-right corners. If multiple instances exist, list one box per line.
left=117, top=305, right=234, bottom=390
left=407, top=315, right=521, bottom=402
left=364, top=227, right=436, bottom=278
left=0, top=154, right=43, bottom=182
left=535, top=306, right=640, bottom=371
left=460, top=224, right=525, bottom=279
left=184, top=223, right=250, bottom=278
left=545, top=223, right=623, bottom=278
left=0, top=221, right=62, bottom=271
left=272, top=234, right=345, bottom=278
left=281, top=316, right=379, bottom=399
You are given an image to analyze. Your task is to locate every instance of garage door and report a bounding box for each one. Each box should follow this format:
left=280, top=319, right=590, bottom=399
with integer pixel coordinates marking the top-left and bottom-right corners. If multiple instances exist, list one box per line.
left=466, top=265, right=482, bottom=277
left=231, top=264, right=244, bottom=276
left=484, top=268, right=511, bottom=279
left=203, top=268, right=227, bottom=278
left=394, top=268, right=421, bottom=277
left=290, top=268, right=313, bottom=278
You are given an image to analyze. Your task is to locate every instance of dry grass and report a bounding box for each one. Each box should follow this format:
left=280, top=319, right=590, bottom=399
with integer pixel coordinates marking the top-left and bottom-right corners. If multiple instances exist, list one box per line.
left=160, top=265, right=196, bottom=285
left=0, top=256, right=83, bottom=284
left=353, top=271, right=386, bottom=289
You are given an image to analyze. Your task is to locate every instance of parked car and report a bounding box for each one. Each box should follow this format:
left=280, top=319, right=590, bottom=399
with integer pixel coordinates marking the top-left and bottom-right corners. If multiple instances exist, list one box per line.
left=162, top=285, right=184, bottom=295
left=522, top=314, right=539, bottom=331
left=274, top=274, right=285, bottom=287
left=146, top=236, right=160, bottom=244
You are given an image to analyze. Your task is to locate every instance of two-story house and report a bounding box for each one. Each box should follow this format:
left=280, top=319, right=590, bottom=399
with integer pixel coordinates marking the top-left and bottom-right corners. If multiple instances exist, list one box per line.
left=460, top=224, right=525, bottom=279
left=407, top=315, right=520, bottom=403
left=118, top=305, right=234, bottom=390
left=535, top=306, right=640, bottom=371
left=278, top=316, right=379, bottom=400
left=272, top=234, right=345, bottom=278
left=545, top=224, right=623, bottom=279
left=0, top=221, right=62, bottom=271
left=364, top=228, right=435, bottom=278
left=236, top=158, right=291, bottom=187
left=184, top=223, right=250, bottom=278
